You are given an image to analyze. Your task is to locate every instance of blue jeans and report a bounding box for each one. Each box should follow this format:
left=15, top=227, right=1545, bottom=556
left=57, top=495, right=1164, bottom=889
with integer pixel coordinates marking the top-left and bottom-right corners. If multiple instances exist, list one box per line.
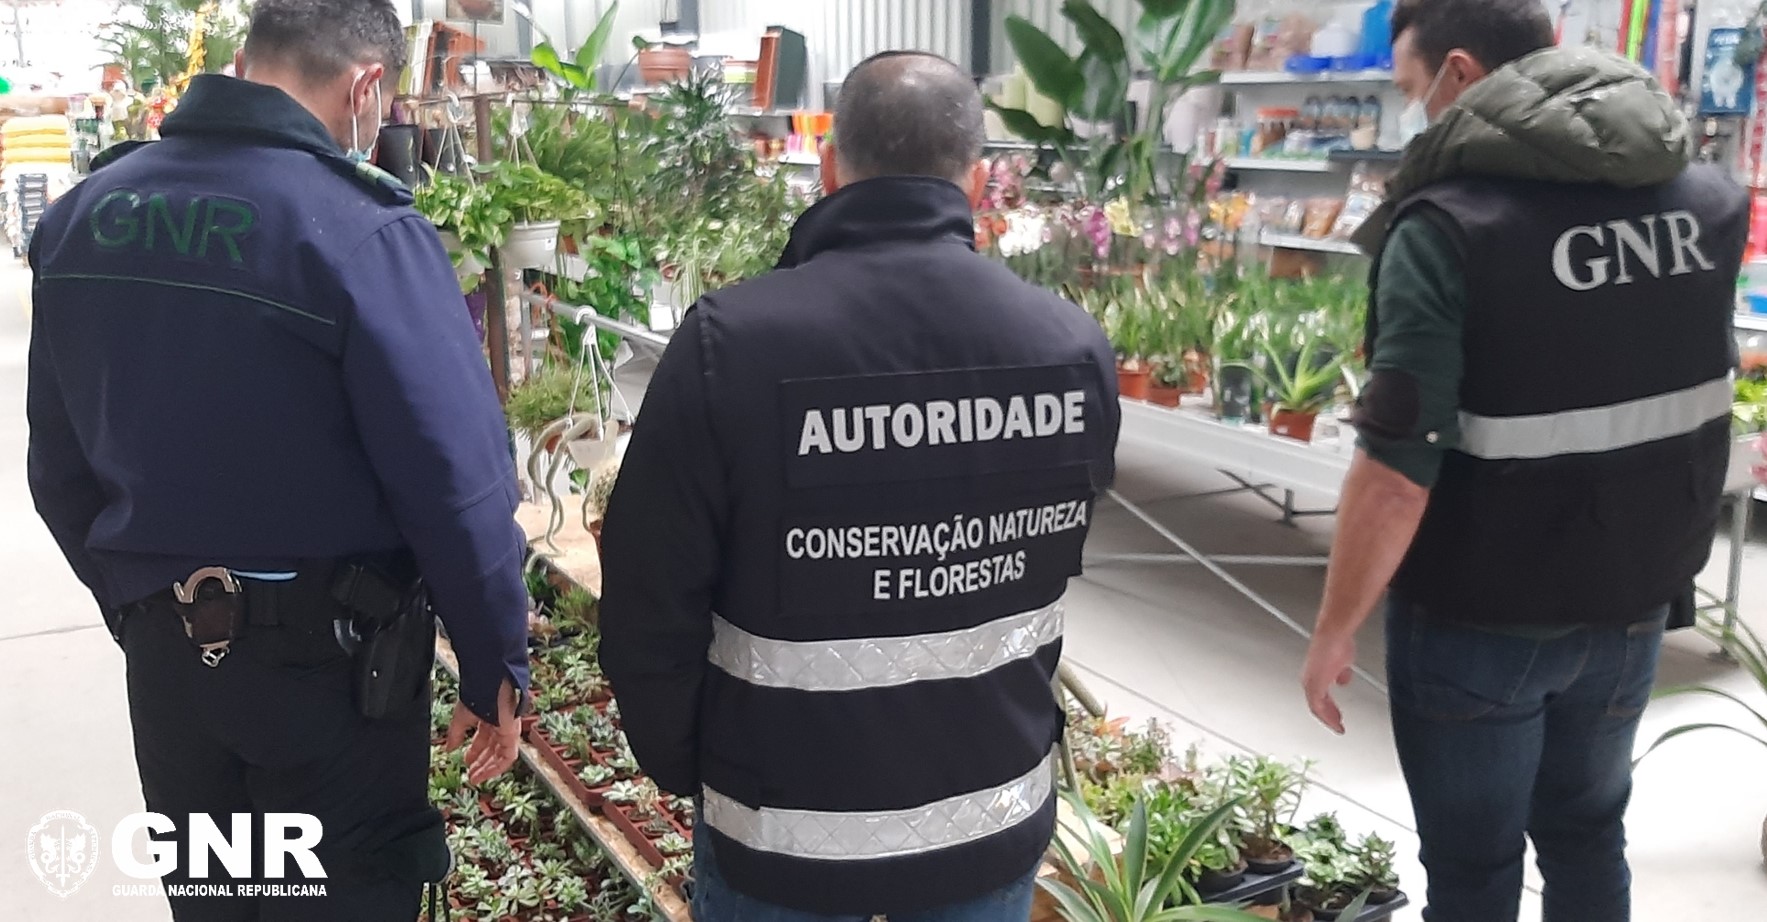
left=1386, top=596, right=1666, bottom=922
left=690, top=826, right=1039, bottom=922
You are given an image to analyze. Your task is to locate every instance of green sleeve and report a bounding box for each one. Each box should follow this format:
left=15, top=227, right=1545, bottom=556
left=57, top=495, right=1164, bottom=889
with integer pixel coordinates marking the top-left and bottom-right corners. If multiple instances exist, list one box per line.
left=1355, top=210, right=1466, bottom=488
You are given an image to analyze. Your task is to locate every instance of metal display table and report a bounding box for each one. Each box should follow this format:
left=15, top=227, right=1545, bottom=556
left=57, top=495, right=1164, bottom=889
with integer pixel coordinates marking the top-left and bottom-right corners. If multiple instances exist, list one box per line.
left=1105, top=399, right=1757, bottom=673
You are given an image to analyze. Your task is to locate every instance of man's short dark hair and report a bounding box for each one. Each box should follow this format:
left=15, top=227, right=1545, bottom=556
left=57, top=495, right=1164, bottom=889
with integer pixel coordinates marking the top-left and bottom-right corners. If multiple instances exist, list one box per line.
left=1392, top=0, right=1554, bottom=72
left=835, top=51, right=983, bottom=184
left=243, top=0, right=408, bottom=87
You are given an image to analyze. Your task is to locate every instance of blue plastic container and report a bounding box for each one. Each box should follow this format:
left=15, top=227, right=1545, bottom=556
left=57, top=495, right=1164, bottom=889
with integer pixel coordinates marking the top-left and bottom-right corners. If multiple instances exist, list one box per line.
left=1360, top=0, right=1394, bottom=70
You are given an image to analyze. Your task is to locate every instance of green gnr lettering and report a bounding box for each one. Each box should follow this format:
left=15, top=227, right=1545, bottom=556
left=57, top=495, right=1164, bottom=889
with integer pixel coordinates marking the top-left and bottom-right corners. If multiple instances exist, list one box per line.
left=88, top=187, right=256, bottom=264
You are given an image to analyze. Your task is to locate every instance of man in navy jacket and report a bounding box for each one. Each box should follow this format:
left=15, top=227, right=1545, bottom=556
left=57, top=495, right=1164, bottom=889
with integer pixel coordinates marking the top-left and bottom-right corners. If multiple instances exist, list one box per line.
left=26, top=0, right=527, bottom=917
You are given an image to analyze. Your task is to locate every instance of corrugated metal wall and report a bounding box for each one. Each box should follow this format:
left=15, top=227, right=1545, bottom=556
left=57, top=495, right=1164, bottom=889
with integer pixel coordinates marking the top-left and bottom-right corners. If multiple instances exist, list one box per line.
left=697, top=0, right=971, bottom=107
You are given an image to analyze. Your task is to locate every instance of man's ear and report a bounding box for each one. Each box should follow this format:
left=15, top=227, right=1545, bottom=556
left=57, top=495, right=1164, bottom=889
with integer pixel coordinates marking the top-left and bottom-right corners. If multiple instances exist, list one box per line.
left=1445, top=49, right=1490, bottom=93
left=820, top=142, right=842, bottom=196
left=963, top=160, right=989, bottom=209
left=233, top=49, right=246, bottom=77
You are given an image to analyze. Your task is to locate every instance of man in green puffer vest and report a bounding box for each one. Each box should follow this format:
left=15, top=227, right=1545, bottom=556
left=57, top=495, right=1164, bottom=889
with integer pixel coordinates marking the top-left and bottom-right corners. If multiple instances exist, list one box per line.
left=1300, top=2, right=1747, bottom=921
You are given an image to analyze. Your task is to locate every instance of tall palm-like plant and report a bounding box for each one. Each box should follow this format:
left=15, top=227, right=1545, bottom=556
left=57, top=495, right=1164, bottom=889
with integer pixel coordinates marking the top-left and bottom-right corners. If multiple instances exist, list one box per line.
left=989, top=0, right=1235, bottom=203
left=100, top=0, right=245, bottom=90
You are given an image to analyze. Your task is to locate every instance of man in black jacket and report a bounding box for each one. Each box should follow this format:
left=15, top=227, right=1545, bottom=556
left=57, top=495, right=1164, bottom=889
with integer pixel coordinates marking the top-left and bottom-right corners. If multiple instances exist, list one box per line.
left=599, top=51, right=1120, bottom=921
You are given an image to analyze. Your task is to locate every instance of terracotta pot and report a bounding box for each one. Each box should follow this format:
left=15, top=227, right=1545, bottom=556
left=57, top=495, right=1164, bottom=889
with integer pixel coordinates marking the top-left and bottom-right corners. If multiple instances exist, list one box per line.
left=1147, top=383, right=1183, bottom=408
left=1269, top=408, right=1317, bottom=443
left=1187, top=370, right=1210, bottom=394
left=638, top=46, right=692, bottom=85
left=560, top=234, right=579, bottom=256
left=1117, top=364, right=1151, bottom=401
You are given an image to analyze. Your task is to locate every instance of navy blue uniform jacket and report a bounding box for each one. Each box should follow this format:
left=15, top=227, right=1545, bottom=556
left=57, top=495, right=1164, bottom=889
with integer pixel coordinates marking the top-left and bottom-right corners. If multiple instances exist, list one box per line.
left=25, top=76, right=528, bottom=721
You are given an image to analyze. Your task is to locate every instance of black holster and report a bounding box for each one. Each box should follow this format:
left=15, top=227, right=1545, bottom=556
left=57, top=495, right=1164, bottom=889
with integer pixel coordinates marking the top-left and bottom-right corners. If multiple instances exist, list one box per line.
left=331, top=563, right=435, bottom=720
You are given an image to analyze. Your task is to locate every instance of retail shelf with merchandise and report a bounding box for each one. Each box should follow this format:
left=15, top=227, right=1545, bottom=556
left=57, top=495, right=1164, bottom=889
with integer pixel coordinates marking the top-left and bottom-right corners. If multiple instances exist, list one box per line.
left=1227, top=157, right=1338, bottom=173
left=1220, top=69, right=1394, bottom=86
left=1259, top=231, right=1364, bottom=256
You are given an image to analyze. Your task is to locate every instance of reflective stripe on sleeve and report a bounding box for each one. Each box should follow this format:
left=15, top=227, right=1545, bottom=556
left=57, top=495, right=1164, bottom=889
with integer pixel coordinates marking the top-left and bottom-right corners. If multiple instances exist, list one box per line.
left=707, top=602, right=1063, bottom=692
left=1457, top=376, right=1732, bottom=461
left=701, top=750, right=1055, bottom=861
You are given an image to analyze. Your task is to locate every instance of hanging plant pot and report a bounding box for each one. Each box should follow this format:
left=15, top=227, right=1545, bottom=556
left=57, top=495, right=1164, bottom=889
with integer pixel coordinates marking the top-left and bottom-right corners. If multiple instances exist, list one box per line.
left=504, top=220, right=562, bottom=270
left=567, top=427, right=618, bottom=470
left=1269, top=408, right=1319, bottom=443
left=1117, top=362, right=1151, bottom=401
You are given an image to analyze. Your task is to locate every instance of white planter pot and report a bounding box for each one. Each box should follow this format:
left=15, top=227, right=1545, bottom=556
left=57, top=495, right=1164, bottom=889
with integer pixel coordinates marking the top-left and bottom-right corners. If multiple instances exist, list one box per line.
left=437, top=231, right=485, bottom=280
left=504, top=220, right=561, bottom=270
left=567, top=431, right=617, bottom=470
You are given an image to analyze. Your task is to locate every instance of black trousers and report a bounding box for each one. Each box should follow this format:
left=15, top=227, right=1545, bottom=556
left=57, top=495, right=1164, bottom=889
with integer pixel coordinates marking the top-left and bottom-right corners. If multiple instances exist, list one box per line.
left=117, top=601, right=435, bottom=921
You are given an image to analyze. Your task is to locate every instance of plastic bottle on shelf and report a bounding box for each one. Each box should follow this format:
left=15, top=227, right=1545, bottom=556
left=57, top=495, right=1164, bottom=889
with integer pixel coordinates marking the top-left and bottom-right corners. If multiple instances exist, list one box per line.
left=1360, top=0, right=1394, bottom=70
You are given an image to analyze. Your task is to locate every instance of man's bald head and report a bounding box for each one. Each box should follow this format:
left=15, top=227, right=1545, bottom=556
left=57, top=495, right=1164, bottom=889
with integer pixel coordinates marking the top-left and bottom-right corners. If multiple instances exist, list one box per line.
left=834, top=51, right=984, bottom=187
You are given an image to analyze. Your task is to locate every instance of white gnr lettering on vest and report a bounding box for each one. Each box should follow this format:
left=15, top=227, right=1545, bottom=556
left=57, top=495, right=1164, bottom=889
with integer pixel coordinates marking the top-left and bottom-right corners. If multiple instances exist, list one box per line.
left=797, top=390, right=1086, bottom=456
left=1552, top=210, right=1717, bottom=292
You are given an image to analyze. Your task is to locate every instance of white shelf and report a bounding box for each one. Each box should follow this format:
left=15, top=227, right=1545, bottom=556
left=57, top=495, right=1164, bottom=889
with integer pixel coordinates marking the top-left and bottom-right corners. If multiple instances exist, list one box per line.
left=778, top=153, right=821, bottom=166
left=1220, top=69, right=1394, bottom=86
left=1735, top=310, right=1767, bottom=333
left=1226, top=157, right=1337, bottom=173
left=1259, top=232, right=1364, bottom=256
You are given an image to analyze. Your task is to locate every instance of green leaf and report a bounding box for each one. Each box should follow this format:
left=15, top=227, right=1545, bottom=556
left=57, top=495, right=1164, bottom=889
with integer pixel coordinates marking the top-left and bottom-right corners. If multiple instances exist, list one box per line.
left=1637, top=722, right=1767, bottom=767
left=1073, top=51, right=1131, bottom=123
left=576, top=1, right=620, bottom=73
left=1138, top=0, right=1189, bottom=17
left=533, top=41, right=565, bottom=76
left=559, top=62, right=592, bottom=89
left=1006, top=15, right=1083, bottom=106
left=985, top=101, right=1078, bottom=147
left=1064, top=0, right=1127, bottom=63
left=1651, top=684, right=1767, bottom=734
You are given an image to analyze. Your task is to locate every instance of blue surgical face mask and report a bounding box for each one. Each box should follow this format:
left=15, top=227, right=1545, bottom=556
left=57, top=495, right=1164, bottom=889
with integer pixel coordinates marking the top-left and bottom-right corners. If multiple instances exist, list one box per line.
left=1399, top=61, right=1450, bottom=142
left=346, top=72, right=383, bottom=163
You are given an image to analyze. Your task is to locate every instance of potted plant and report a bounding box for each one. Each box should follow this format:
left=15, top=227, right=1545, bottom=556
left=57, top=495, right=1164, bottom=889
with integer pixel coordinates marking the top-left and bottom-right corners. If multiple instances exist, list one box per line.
left=1039, top=791, right=1269, bottom=921
left=1219, top=756, right=1309, bottom=874
left=505, top=364, right=607, bottom=448
left=479, top=161, right=593, bottom=270
left=1258, top=336, right=1344, bottom=443
left=1106, top=298, right=1152, bottom=401
left=412, top=171, right=495, bottom=290
left=1636, top=611, right=1767, bottom=865
left=1344, top=834, right=1400, bottom=904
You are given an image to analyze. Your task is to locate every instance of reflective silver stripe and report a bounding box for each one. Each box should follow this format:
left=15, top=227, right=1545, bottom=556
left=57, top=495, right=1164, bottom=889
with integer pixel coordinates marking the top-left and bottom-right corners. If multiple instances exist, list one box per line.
left=1457, top=376, right=1732, bottom=461
left=702, top=751, right=1055, bottom=861
left=708, top=602, right=1063, bottom=692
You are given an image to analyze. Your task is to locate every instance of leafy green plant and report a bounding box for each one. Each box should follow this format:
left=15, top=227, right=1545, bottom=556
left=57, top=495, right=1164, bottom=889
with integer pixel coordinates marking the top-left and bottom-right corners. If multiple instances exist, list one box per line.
left=1345, top=833, right=1399, bottom=893
left=529, top=2, right=621, bottom=98
left=482, top=160, right=596, bottom=228
left=1213, top=755, right=1310, bottom=860
left=578, top=761, right=616, bottom=787
left=1736, top=376, right=1767, bottom=433
left=552, top=586, right=599, bottom=632
left=989, top=0, right=1234, bottom=203
left=1040, top=791, right=1268, bottom=922
left=1638, top=612, right=1767, bottom=759
left=505, top=364, right=609, bottom=440
left=1258, top=336, right=1345, bottom=415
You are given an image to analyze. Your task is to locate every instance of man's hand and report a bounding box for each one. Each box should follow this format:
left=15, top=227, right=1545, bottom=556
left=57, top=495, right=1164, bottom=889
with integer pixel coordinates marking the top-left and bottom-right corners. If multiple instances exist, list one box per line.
left=445, top=677, right=522, bottom=784
left=1302, top=630, right=1357, bottom=735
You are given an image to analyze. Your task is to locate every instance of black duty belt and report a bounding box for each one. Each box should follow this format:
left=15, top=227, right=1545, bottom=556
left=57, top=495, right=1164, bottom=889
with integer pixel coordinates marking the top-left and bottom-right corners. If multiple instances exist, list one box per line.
left=124, top=559, right=414, bottom=667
